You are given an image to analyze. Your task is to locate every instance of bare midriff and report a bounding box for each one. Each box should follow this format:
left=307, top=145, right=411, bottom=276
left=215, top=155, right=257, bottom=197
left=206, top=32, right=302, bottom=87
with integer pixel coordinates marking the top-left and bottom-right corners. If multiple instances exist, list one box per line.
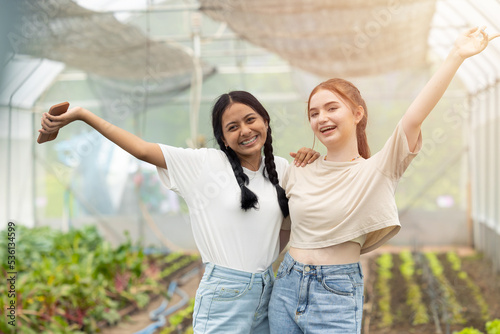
left=289, top=241, right=361, bottom=265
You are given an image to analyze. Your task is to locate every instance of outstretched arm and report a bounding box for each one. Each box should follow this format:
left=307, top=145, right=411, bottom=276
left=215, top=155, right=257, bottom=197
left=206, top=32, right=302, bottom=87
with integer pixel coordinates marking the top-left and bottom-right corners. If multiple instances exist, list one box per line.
left=39, top=106, right=167, bottom=168
left=402, top=26, right=499, bottom=151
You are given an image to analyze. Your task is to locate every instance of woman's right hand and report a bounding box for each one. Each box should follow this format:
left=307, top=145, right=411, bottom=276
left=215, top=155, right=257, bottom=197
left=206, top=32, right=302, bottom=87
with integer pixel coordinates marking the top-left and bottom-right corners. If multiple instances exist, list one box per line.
left=290, top=147, right=321, bottom=167
left=39, top=106, right=84, bottom=136
left=38, top=105, right=166, bottom=168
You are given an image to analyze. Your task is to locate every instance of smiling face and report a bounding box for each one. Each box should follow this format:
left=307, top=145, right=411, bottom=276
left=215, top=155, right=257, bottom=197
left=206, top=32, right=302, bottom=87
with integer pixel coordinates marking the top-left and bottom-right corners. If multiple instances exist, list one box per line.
left=308, top=89, right=363, bottom=151
left=221, top=102, right=268, bottom=164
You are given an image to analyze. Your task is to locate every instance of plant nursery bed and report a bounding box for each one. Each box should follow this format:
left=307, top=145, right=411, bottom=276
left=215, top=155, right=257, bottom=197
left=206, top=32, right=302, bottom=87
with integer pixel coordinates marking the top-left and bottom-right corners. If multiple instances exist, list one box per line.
left=364, top=249, right=500, bottom=334
left=101, top=259, right=202, bottom=334
left=98, top=256, right=202, bottom=329
left=0, top=225, right=202, bottom=334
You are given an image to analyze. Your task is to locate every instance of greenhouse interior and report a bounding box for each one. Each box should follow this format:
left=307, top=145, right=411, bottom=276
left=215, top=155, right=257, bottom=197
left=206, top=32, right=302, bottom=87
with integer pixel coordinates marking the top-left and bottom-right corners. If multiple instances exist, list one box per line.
left=1, top=0, right=500, bottom=333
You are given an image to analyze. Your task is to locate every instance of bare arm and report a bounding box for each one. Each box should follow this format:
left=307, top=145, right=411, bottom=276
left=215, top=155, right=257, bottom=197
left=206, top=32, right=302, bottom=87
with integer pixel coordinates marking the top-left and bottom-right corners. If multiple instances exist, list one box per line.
left=39, top=106, right=167, bottom=169
left=402, top=27, right=499, bottom=151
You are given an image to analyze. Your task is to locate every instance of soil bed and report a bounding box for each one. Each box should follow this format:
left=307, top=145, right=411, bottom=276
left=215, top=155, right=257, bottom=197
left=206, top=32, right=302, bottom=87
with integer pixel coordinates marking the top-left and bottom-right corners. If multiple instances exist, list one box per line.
left=101, top=248, right=500, bottom=334
left=365, top=249, right=500, bottom=334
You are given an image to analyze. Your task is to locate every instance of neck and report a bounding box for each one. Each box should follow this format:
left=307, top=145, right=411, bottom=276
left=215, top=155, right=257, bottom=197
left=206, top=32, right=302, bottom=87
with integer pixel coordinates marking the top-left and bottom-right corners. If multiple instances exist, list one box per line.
left=324, top=151, right=361, bottom=162
left=239, top=155, right=262, bottom=171
left=325, top=141, right=360, bottom=162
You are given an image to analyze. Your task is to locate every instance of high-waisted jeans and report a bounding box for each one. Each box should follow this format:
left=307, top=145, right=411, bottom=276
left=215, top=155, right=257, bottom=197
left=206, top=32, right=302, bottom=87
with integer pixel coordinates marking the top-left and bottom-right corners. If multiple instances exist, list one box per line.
left=193, top=263, right=275, bottom=334
left=269, top=252, right=364, bottom=334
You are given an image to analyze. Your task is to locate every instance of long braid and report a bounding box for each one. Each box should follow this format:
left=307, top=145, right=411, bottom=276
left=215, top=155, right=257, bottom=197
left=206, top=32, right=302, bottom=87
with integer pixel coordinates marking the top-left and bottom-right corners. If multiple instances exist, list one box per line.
left=212, top=92, right=259, bottom=211
left=212, top=90, right=286, bottom=214
left=219, top=142, right=259, bottom=211
left=263, top=127, right=289, bottom=217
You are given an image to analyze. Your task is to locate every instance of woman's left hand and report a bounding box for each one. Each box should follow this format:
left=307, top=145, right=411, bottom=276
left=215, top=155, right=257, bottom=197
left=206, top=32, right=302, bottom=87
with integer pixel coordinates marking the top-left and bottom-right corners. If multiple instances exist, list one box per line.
left=454, top=26, right=500, bottom=59
left=290, top=147, right=321, bottom=167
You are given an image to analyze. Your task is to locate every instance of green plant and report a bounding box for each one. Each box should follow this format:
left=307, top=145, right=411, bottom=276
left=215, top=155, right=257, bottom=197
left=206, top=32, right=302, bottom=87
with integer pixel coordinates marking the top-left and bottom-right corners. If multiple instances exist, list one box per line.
left=399, top=250, right=429, bottom=325
left=375, top=253, right=393, bottom=327
left=0, top=225, right=198, bottom=333
left=453, top=327, right=484, bottom=334
left=449, top=318, right=500, bottom=334
left=161, top=255, right=200, bottom=279
left=486, top=319, right=500, bottom=334
left=160, top=298, right=196, bottom=334
left=425, top=252, right=465, bottom=325
left=446, top=251, right=490, bottom=321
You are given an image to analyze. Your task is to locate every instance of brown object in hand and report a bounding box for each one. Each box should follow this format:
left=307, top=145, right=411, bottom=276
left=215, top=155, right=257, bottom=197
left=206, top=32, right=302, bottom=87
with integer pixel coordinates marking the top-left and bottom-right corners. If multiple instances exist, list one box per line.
left=37, top=102, right=70, bottom=144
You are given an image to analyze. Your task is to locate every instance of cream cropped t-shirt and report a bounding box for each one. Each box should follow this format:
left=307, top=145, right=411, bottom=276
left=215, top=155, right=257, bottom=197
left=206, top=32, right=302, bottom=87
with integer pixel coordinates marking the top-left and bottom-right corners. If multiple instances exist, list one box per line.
left=282, top=121, right=422, bottom=254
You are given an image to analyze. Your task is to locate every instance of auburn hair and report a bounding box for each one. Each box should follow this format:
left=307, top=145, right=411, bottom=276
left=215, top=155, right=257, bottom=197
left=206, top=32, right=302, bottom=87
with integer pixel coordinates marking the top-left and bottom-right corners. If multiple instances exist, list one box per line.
left=307, top=78, right=371, bottom=159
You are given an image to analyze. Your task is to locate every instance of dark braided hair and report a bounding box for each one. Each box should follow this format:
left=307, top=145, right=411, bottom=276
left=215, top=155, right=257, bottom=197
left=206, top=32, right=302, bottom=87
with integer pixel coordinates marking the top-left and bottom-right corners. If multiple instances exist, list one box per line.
left=211, top=91, right=289, bottom=217
left=263, top=125, right=289, bottom=217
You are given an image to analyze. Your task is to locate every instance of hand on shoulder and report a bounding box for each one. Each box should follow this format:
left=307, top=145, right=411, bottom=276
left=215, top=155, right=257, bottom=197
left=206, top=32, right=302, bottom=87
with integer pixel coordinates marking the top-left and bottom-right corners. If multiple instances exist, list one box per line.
left=290, top=147, right=321, bottom=167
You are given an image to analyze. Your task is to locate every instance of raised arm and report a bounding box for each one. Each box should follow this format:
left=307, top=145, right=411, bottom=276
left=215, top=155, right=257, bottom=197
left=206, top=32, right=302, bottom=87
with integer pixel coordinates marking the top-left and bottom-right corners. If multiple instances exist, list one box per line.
left=402, top=26, right=499, bottom=151
left=39, top=106, right=167, bottom=169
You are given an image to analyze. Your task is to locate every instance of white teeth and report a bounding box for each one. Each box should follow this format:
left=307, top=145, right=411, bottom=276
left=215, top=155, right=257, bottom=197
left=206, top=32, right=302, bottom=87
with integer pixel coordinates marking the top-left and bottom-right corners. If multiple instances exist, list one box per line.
left=320, top=126, right=336, bottom=133
left=241, top=136, right=257, bottom=145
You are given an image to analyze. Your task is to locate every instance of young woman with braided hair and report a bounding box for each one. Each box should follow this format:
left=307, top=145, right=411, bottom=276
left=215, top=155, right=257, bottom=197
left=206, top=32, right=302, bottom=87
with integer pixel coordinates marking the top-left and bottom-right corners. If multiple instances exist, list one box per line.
left=38, top=90, right=319, bottom=333
left=211, top=92, right=289, bottom=215
left=269, top=27, right=499, bottom=333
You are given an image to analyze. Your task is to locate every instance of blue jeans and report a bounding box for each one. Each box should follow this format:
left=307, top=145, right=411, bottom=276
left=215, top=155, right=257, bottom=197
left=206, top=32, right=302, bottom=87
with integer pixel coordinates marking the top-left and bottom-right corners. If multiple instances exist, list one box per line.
left=269, top=252, right=364, bottom=334
left=192, top=263, right=274, bottom=334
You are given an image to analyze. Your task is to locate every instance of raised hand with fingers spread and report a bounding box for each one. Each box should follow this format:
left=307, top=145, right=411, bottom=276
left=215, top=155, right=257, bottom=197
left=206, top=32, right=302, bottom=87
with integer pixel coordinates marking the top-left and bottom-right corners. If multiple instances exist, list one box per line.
left=453, top=26, right=500, bottom=59
left=268, top=27, right=499, bottom=334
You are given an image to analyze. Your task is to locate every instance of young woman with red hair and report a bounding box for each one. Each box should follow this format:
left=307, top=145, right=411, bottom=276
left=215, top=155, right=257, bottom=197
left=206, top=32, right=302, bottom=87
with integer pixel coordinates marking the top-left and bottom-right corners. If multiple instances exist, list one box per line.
left=269, top=27, right=499, bottom=333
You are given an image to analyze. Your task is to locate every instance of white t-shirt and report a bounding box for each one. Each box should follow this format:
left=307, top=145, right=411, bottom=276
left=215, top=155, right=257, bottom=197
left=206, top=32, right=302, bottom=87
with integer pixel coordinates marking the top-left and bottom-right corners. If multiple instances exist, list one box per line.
left=284, top=121, right=422, bottom=254
left=156, top=145, right=289, bottom=273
